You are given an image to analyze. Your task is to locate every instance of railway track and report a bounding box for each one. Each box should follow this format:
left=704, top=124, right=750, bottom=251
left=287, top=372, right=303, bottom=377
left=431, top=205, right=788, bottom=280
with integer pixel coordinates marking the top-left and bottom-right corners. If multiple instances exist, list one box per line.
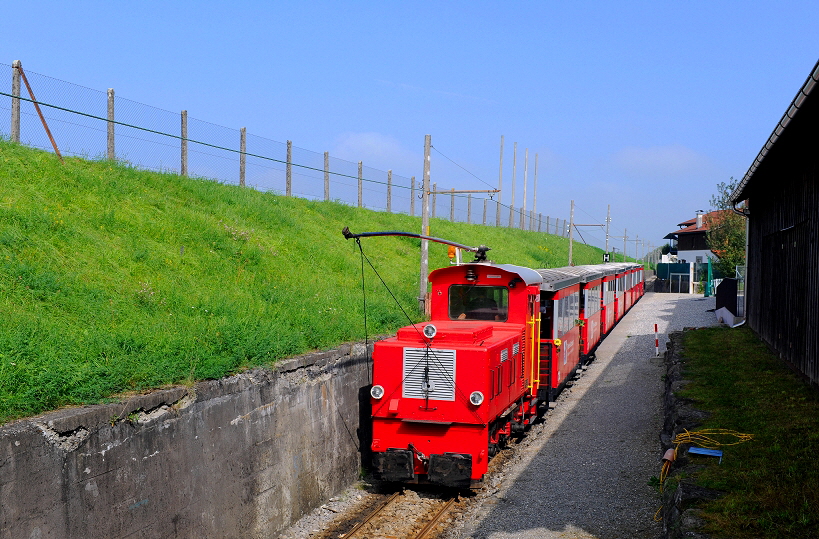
left=318, top=490, right=459, bottom=539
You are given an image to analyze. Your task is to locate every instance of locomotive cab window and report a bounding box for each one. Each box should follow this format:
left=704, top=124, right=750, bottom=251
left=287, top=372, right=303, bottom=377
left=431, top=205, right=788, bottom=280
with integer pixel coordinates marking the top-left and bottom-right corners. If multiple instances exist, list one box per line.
left=449, top=285, right=508, bottom=321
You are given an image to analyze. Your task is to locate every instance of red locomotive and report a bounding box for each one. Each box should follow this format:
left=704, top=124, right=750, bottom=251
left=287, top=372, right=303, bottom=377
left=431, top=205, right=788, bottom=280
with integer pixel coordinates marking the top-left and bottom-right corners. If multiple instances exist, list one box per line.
left=345, top=229, right=644, bottom=488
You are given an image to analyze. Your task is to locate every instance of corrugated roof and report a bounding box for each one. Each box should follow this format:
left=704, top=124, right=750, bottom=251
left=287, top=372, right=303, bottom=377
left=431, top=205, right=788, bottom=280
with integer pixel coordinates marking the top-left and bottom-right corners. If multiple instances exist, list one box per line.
left=534, top=268, right=580, bottom=291
left=556, top=265, right=604, bottom=282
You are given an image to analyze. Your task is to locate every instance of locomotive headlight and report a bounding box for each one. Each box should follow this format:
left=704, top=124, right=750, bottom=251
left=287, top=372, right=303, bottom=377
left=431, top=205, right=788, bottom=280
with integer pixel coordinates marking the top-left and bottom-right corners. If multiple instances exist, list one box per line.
left=370, top=385, right=385, bottom=399
left=469, top=391, right=485, bottom=406
left=423, top=324, right=437, bottom=339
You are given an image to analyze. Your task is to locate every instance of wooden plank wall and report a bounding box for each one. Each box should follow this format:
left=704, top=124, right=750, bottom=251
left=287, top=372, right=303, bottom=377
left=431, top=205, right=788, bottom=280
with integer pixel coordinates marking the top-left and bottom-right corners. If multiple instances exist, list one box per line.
left=745, top=92, right=819, bottom=387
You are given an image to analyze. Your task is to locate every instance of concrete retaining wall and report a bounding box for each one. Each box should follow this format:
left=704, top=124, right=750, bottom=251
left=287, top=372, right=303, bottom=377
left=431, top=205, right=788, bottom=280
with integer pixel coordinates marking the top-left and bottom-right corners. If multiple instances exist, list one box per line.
left=0, top=342, right=372, bottom=538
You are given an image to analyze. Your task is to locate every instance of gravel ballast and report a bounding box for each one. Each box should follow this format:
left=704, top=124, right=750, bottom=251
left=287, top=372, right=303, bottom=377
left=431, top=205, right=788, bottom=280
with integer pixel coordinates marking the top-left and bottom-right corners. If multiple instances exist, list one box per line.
left=456, top=291, right=718, bottom=539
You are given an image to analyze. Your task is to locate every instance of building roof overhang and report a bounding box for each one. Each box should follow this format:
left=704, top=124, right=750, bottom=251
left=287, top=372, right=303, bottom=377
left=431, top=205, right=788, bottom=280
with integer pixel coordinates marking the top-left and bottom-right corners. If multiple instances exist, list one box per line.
left=731, top=59, right=819, bottom=205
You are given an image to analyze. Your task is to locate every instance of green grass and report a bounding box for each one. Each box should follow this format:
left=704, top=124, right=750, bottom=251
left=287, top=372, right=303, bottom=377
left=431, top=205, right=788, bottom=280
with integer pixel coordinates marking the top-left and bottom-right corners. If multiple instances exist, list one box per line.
left=680, top=327, right=819, bottom=538
left=0, top=139, right=614, bottom=424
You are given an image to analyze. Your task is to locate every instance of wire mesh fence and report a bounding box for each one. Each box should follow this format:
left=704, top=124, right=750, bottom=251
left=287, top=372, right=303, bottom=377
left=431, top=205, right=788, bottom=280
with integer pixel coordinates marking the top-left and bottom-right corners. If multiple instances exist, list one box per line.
left=1, top=61, right=569, bottom=235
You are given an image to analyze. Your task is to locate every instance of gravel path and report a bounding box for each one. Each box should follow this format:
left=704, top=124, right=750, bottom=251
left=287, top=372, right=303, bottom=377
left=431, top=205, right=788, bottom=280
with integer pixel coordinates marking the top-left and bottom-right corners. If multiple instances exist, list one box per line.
left=456, top=292, right=718, bottom=539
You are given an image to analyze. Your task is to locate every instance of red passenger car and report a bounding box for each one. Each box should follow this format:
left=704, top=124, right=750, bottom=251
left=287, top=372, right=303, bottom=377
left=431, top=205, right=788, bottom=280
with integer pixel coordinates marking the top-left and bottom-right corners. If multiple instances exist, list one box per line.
left=600, top=265, right=618, bottom=335
left=558, top=266, right=606, bottom=360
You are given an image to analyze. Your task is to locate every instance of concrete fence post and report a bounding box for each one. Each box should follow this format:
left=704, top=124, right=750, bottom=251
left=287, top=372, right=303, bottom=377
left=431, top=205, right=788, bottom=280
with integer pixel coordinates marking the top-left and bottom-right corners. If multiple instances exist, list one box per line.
left=357, top=161, right=363, bottom=207
left=106, top=88, right=115, bottom=160
left=286, top=140, right=292, bottom=196
left=432, top=183, right=437, bottom=218
left=239, top=127, right=247, bottom=187
left=410, top=176, right=416, bottom=216
left=180, top=110, right=188, bottom=176
left=10, top=60, right=21, bottom=143
left=483, top=198, right=487, bottom=226
left=387, top=170, right=392, bottom=212
left=467, top=193, right=472, bottom=224
left=538, top=213, right=542, bottom=232
left=450, top=188, right=455, bottom=221
left=324, top=151, right=330, bottom=201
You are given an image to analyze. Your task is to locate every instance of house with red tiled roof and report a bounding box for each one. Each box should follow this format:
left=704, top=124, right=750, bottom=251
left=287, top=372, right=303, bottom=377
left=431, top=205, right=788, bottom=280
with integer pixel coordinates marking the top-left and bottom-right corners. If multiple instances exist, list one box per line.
left=665, top=210, right=730, bottom=264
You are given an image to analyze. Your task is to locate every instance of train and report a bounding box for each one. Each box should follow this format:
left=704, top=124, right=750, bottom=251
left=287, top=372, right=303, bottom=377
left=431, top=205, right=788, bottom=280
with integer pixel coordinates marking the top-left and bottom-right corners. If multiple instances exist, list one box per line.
left=344, top=228, right=644, bottom=489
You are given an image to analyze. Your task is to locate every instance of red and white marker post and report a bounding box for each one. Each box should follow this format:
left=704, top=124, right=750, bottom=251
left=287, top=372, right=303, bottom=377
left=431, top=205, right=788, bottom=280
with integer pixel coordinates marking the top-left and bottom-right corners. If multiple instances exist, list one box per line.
left=654, top=323, right=660, bottom=357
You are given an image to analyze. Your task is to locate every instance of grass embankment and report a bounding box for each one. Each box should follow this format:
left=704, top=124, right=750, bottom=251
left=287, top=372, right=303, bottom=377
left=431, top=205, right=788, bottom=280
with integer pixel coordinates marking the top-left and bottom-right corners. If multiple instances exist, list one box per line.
left=0, top=139, right=610, bottom=424
left=680, top=327, right=819, bottom=538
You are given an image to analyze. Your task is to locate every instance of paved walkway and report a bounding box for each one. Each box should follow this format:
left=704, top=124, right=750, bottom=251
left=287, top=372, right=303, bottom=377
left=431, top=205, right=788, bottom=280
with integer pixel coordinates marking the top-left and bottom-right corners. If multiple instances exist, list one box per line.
left=459, top=292, right=718, bottom=539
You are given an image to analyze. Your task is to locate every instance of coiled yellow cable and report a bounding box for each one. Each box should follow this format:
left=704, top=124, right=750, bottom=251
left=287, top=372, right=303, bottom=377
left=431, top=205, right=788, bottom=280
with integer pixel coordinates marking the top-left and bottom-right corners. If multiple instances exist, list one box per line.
left=655, top=428, right=754, bottom=520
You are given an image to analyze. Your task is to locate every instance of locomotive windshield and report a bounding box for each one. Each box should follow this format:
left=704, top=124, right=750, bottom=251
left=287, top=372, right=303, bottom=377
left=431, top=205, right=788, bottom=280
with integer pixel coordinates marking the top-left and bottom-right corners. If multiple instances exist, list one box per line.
left=448, top=285, right=508, bottom=321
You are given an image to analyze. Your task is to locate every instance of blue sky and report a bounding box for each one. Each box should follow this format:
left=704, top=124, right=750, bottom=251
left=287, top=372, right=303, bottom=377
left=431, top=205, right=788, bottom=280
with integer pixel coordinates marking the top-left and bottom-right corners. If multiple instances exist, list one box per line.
left=2, top=1, right=818, bottom=256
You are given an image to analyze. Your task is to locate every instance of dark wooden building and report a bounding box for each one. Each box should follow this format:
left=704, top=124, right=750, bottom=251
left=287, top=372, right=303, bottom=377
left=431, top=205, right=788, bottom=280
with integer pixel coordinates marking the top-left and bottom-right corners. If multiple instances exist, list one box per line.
left=732, top=59, right=819, bottom=387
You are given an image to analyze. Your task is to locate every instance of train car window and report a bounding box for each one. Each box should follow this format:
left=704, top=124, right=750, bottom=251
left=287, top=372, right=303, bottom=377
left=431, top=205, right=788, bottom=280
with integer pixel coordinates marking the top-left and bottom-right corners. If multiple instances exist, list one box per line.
left=540, top=296, right=554, bottom=339
left=448, top=285, right=508, bottom=321
left=572, top=292, right=579, bottom=323
left=559, top=296, right=567, bottom=335
left=586, top=285, right=599, bottom=317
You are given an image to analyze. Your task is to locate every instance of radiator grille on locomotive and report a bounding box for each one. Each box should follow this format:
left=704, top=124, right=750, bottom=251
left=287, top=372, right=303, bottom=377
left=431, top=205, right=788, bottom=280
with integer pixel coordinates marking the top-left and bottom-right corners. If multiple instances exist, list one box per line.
left=402, top=348, right=456, bottom=401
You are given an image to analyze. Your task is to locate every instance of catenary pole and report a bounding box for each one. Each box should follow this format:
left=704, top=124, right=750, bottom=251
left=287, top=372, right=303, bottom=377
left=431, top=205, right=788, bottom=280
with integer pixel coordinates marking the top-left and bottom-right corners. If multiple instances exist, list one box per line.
left=419, top=134, right=431, bottom=313
left=532, top=153, right=538, bottom=230
left=520, top=148, right=528, bottom=229
left=496, top=135, right=503, bottom=226
left=568, top=200, right=575, bottom=265
left=509, top=142, right=517, bottom=227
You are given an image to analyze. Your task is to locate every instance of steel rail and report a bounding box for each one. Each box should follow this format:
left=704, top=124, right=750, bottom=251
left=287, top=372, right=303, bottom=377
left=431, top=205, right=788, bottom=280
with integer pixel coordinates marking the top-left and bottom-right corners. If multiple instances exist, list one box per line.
left=342, top=491, right=401, bottom=538
left=412, top=497, right=457, bottom=539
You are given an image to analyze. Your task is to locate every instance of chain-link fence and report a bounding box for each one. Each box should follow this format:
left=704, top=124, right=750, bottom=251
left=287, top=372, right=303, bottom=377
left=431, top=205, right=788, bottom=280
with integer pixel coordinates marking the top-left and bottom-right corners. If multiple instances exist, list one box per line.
left=1, top=61, right=570, bottom=234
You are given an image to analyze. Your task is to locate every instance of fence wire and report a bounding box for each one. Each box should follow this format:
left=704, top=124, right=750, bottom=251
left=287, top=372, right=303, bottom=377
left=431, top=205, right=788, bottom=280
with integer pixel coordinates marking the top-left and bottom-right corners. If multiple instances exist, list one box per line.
left=1, top=62, right=568, bottom=234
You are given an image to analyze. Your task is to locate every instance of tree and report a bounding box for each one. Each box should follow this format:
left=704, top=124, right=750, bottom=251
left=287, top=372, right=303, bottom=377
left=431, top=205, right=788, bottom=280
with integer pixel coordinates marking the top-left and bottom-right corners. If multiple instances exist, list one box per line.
left=706, top=177, right=746, bottom=278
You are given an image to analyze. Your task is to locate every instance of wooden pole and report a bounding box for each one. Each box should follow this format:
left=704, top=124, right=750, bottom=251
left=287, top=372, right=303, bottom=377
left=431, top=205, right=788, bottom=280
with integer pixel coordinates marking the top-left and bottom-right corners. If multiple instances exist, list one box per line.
left=410, top=176, right=416, bottom=216
left=324, top=152, right=330, bottom=201
left=286, top=140, right=292, bottom=196
left=107, top=88, right=115, bottom=160
left=387, top=170, right=392, bottom=213
left=239, top=127, right=246, bottom=187
left=10, top=60, right=20, bottom=143
left=180, top=110, right=188, bottom=176
left=357, top=161, right=363, bottom=207
left=17, top=64, right=62, bottom=162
